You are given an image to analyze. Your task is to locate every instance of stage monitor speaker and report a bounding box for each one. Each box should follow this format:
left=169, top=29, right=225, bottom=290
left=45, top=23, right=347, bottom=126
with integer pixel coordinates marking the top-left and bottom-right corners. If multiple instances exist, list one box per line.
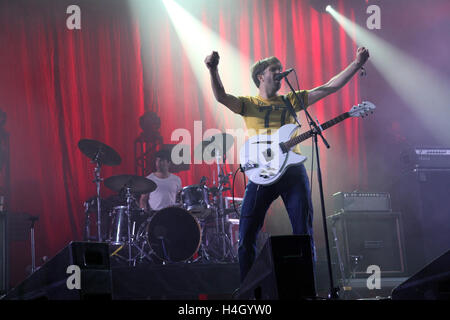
left=237, top=235, right=316, bottom=300
left=3, top=241, right=111, bottom=300
left=391, top=250, right=450, bottom=300
left=327, top=212, right=407, bottom=278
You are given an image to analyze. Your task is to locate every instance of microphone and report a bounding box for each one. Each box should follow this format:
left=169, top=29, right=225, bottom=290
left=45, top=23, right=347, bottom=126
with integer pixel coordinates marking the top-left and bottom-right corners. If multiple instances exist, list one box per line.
left=274, top=68, right=294, bottom=81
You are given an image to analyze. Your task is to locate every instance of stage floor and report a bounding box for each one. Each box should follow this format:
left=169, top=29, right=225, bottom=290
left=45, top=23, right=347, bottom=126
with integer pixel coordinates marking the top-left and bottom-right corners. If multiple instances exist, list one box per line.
left=111, top=262, right=240, bottom=300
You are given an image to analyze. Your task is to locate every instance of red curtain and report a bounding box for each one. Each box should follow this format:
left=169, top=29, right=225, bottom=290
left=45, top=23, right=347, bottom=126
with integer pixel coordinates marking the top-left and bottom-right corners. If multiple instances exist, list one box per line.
left=0, top=0, right=365, bottom=286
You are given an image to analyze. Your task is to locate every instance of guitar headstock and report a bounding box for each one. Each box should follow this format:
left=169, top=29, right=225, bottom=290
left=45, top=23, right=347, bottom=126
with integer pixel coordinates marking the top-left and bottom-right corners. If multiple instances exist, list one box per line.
left=349, top=101, right=376, bottom=118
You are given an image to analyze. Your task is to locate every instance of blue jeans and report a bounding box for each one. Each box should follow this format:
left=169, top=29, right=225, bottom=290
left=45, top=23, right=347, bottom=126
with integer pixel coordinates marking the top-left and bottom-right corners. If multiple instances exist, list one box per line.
left=238, top=164, right=314, bottom=283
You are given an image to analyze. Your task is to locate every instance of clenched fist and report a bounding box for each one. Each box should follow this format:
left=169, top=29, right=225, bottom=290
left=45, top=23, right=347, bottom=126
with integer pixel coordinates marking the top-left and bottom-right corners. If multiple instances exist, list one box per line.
left=205, top=51, right=220, bottom=70
left=356, top=47, right=370, bottom=67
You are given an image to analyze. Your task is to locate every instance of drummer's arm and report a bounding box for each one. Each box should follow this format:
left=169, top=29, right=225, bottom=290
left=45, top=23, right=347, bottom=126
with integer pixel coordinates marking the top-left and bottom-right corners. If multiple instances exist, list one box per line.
left=139, top=193, right=149, bottom=210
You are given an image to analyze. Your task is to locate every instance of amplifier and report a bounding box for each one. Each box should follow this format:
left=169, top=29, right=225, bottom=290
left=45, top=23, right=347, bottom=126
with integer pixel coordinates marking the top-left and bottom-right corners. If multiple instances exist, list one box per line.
left=333, top=192, right=391, bottom=213
left=327, top=212, right=407, bottom=278
left=401, top=147, right=450, bottom=169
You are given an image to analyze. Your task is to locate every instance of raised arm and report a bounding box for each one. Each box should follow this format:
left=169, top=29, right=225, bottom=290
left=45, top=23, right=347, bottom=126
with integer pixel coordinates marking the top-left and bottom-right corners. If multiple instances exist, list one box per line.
left=308, top=47, right=370, bottom=106
left=205, top=51, right=242, bottom=114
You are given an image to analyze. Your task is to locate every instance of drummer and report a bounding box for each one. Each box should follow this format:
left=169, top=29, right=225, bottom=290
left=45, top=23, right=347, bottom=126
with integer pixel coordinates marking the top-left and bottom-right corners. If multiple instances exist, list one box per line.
left=139, top=149, right=182, bottom=211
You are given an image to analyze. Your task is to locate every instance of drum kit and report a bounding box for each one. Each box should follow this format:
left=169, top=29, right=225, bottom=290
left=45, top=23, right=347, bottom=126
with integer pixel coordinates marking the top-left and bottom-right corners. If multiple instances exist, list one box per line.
left=78, top=134, right=240, bottom=266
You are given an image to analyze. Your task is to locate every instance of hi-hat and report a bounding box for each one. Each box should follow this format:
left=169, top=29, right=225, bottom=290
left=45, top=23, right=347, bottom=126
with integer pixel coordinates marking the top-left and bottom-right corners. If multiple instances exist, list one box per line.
left=194, top=133, right=234, bottom=162
left=104, top=174, right=157, bottom=194
left=78, top=139, right=122, bottom=166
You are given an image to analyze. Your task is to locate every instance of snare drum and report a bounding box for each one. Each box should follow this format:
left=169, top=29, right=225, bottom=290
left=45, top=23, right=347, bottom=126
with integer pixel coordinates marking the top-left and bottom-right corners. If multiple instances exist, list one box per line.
left=138, top=206, right=201, bottom=262
left=180, top=184, right=212, bottom=219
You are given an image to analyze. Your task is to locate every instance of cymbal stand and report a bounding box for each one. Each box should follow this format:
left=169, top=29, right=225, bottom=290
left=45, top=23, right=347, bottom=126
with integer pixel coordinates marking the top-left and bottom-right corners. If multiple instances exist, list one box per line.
left=214, top=153, right=236, bottom=262
left=92, top=152, right=103, bottom=242
left=29, top=216, right=39, bottom=273
left=125, top=186, right=133, bottom=265
left=123, top=187, right=154, bottom=266
left=83, top=201, right=91, bottom=241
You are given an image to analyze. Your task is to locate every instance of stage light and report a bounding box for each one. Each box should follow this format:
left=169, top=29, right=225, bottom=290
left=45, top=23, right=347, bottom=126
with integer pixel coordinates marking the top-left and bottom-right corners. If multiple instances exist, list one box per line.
left=327, top=8, right=450, bottom=144
left=160, top=0, right=255, bottom=163
left=160, top=0, right=253, bottom=92
left=325, top=5, right=332, bottom=13
left=309, top=0, right=337, bottom=13
left=161, top=0, right=254, bottom=116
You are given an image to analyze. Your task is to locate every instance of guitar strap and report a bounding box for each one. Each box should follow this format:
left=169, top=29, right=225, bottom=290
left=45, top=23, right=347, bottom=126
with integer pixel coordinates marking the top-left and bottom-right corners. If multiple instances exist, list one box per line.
left=281, top=95, right=301, bottom=127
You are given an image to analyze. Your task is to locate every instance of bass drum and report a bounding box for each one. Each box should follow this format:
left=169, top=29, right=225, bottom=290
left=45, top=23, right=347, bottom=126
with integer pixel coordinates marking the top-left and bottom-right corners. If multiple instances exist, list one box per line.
left=140, top=206, right=201, bottom=263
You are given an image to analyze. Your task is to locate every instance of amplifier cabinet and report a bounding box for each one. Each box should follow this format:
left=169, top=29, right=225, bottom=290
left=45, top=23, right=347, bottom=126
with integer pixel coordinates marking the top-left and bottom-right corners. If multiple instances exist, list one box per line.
left=333, top=192, right=391, bottom=213
left=390, top=169, right=450, bottom=273
left=327, top=212, right=407, bottom=279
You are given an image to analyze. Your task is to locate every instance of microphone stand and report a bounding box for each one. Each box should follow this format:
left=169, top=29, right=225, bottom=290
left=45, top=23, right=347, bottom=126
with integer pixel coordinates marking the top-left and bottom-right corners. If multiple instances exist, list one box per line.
left=282, top=75, right=339, bottom=299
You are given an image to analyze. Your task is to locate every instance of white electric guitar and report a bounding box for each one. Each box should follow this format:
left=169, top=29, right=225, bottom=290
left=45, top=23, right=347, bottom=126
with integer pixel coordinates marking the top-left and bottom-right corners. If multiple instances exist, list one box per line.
left=239, top=101, right=376, bottom=186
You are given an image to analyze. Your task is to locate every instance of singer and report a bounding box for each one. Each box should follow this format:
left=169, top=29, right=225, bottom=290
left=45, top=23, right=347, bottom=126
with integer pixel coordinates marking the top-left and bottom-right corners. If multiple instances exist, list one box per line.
left=204, top=47, right=370, bottom=285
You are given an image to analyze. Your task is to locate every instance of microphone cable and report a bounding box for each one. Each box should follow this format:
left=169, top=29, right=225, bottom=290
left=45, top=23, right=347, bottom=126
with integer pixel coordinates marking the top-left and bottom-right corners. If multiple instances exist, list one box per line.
left=231, top=165, right=243, bottom=218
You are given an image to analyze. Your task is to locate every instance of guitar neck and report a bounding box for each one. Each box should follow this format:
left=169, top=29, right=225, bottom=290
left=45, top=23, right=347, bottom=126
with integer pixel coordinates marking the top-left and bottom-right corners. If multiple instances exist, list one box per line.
left=284, top=112, right=350, bottom=150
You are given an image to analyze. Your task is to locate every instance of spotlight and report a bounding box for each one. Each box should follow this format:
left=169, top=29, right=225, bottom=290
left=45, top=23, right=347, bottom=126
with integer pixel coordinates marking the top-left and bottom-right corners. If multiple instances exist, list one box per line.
left=309, top=0, right=336, bottom=13
left=327, top=7, right=450, bottom=145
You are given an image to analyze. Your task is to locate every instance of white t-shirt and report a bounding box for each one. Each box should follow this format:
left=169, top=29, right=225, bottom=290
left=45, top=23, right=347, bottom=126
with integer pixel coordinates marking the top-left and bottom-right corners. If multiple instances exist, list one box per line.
left=147, top=173, right=182, bottom=211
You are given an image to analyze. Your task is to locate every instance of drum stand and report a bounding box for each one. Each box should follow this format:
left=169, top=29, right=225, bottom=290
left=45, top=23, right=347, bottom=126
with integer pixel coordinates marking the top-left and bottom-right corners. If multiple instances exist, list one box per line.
left=212, top=153, right=237, bottom=262
left=114, top=187, right=154, bottom=266
left=193, top=220, right=213, bottom=263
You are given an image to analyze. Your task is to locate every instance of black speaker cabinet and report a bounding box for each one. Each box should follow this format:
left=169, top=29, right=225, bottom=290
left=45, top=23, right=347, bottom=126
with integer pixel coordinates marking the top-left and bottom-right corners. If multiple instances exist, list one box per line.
left=392, top=250, right=450, bottom=300
left=3, top=241, right=111, bottom=300
left=237, top=235, right=316, bottom=300
left=327, top=212, right=407, bottom=279
left=390, top=169, right=450, bottom=274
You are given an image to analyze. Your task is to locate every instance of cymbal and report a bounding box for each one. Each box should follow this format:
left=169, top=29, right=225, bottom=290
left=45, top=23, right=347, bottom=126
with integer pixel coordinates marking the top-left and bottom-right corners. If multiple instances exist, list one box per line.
left=194, top=133, right=234, bottom=162
left=104, top=174, right=157, bottom=194
left=78, top=139, right=122, bottom=166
